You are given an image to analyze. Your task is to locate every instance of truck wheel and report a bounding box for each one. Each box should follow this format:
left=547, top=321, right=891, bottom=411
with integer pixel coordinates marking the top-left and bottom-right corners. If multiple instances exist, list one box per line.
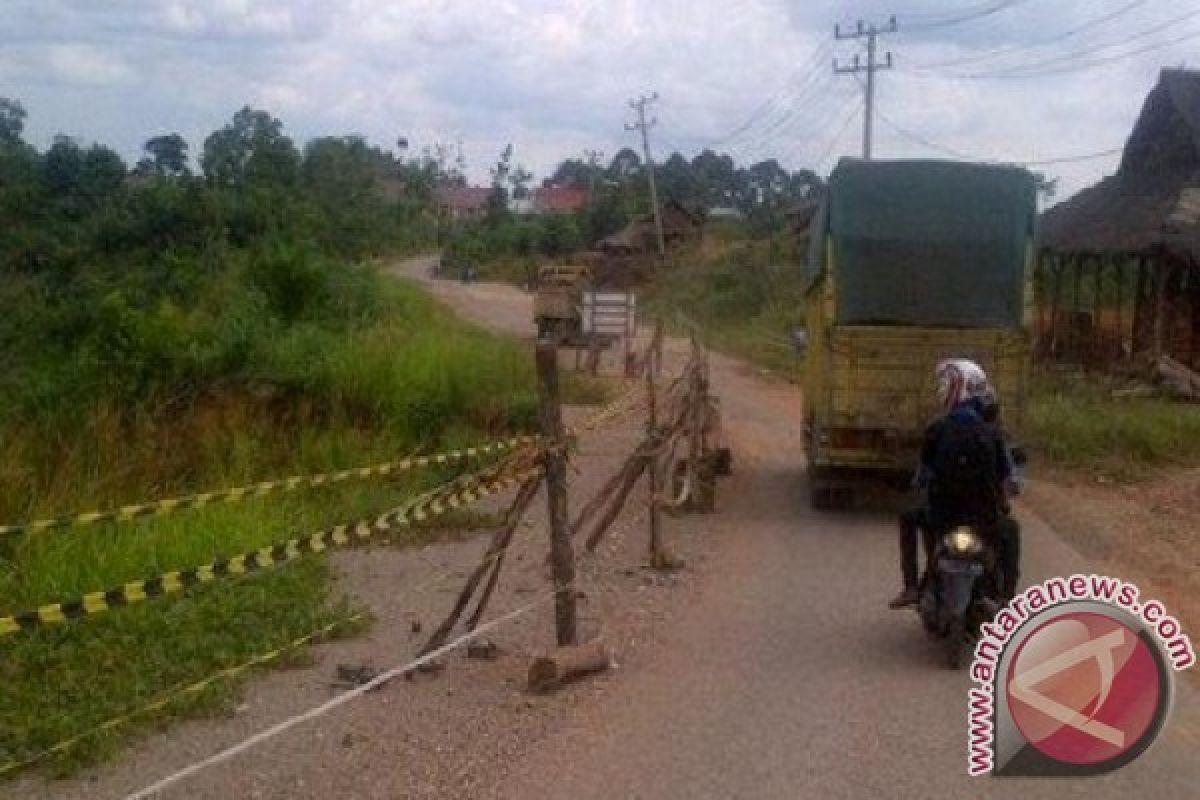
left=809, top=467, right=834, bottom=510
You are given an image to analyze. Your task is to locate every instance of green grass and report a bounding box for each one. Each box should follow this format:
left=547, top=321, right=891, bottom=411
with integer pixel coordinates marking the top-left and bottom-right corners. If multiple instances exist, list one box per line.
left=1029, top=370, right=1200, bottom=480
left=643, top=239, right=806, bottom=381
left=0, top=274, right=539, bottom=777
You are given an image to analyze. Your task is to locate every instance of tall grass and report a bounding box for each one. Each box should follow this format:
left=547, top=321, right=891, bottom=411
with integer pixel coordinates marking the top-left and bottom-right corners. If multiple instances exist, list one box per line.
left=0, top=274, right=538, bottom=776
left=643, top=238, right=806, bottom=379
left=1029, top=370, right=1200, bottom=480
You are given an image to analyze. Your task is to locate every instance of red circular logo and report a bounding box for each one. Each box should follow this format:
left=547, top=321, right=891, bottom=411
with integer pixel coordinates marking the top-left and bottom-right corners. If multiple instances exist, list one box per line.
left=1005, top=612, right=1164, bottom=767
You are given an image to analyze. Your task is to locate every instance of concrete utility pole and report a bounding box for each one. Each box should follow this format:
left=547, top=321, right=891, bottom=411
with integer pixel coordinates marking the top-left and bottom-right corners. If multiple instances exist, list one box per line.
left=834, top=16, right=897, bottom=160
left=626, top=93, right=666, bottom=256
left=583, top=148, right=604, bottom=209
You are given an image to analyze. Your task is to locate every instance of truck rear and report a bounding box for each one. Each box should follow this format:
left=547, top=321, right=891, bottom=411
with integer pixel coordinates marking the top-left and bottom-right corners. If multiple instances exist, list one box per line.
left=804, top=160, right=1037, bottom=507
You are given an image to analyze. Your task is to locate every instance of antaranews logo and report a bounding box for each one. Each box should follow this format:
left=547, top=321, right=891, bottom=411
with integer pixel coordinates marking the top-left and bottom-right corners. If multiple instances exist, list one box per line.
left=967, top=574, right=1195, bottom=777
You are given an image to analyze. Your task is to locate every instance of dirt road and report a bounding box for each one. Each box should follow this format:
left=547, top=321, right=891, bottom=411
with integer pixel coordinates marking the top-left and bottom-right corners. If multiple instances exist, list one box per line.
left=19, top=259, right=1198, bottom=799
left=401, top=257, right=1200, bottom=799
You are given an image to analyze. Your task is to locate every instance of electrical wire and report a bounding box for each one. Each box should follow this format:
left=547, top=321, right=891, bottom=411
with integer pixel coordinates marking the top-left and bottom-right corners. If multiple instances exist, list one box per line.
left=913, top=0, right=1148, bottom=70
left=950, top=8, right=1200, bottom=78
left=811, top=96, right=864, bottom=173
left=874, top=107, right=1123, bottom=167
left=902, top=0, right=1038, bottom=31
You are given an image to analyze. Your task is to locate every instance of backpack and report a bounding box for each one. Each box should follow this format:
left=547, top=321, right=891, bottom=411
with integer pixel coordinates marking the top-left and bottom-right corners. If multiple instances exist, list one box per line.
left=929, top=414, right=999, bottom=517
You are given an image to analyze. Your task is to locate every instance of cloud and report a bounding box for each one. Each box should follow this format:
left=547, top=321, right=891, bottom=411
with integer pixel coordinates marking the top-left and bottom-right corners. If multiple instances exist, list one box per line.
left=46, top=44, right=133, bottom=86
left=3, top=0, right=1196, bottom=197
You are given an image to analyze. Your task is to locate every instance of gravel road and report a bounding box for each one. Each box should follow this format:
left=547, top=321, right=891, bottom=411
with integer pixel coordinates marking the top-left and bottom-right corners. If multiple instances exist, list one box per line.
left=15, top=257, right=1200, bottom=800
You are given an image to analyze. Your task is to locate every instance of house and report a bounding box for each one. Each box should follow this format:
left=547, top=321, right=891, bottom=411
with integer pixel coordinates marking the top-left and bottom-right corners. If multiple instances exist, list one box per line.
left=435, top=186, right=493, bottom=221
left=1039, top=68, right=1200, bottom=364
left=597, top=199, right=704, bottom=255
left=534, top=185, right=588, bottom=214
left=511, top=185, right=589, bottom=215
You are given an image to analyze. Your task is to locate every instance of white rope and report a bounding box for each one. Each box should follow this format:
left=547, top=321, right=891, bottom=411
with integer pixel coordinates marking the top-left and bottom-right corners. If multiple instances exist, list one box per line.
left=124, top=592, right=558, bottom=800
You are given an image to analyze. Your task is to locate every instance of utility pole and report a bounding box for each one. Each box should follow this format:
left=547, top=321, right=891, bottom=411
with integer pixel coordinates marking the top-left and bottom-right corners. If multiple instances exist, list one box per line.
left=834, top=16, right=897, bottom=160
left=626, top=93, right=666, bottom=256
left=583, top=148, right=604, bottom=210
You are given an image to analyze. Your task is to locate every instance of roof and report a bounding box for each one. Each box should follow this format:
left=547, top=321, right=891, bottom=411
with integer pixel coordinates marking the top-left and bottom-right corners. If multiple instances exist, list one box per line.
left=534, top=186, right=587, bottom=213
left=435, top=186, right=492, bottom=213
left=1040, top=69, right=1200, bottom=261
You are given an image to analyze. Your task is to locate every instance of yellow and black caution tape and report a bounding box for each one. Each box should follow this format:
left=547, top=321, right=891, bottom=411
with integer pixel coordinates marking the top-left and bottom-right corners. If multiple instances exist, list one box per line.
left=570, top=383, right=644, bottom=437
left=0, top=435, right=539, bottom=539
left=0, top=614, right=365, bottom=778
left=0, top=464, right=543, bottom=638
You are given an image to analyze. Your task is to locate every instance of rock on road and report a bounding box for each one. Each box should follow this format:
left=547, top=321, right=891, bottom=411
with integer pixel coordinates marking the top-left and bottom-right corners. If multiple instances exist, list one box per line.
left=399, top=257, right=1200, bottom=800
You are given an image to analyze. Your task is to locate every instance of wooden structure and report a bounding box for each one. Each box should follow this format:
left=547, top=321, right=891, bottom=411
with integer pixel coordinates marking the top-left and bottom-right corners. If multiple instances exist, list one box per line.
left=1039, top=69, right=1200, bottom=368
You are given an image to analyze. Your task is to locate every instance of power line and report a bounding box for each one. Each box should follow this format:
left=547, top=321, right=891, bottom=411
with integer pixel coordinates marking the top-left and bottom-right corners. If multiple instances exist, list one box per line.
left=963, top=27, right=1200, bottom=79
left=902, top=0, right=1037, bottom=31
left=811, top=96, right=865, bottom=173
left=914, top=0, right=1147, bottom=69
left=951, top=8, right=1200, bottom=78
left=874, top=107, right=1123, bottom=167
left=705, top=43, right=833, bottom=150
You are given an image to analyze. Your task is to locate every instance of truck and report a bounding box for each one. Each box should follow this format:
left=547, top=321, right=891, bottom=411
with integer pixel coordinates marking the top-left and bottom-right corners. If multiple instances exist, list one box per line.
left=803, top=159, right=1037, bottom=508
left=534, top=265, right=593, bottom=343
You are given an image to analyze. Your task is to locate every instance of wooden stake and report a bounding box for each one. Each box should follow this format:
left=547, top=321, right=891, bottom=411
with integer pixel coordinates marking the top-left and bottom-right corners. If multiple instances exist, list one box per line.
left=536, top=338, right=577, bottom=647
left=646, top=322, right=664, bottom=566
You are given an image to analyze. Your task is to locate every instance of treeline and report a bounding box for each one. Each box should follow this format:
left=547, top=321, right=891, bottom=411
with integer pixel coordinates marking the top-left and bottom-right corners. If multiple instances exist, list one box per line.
left=443, top=144, right=824, bottom=269
left=0, top=100, right=454, bottom=424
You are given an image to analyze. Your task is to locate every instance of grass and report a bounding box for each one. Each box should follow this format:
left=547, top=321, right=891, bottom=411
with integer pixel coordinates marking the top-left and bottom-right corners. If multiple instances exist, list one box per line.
left=0, top=274, right=540, bottom=777
left=1028, top=369, right=1200, bottom=481
left=643, top=238, right=806, bottom=381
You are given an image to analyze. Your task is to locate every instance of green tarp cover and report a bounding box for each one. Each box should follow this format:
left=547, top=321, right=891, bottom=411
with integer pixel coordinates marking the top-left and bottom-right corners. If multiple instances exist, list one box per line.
left=811, top=159, right=1036, bottom=328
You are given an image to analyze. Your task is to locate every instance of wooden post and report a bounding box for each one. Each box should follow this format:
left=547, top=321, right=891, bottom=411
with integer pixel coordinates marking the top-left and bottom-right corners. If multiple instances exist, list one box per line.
left=1133, top=258, right=1150, bottom=355
left=536, top=338, right=577, bottom=647
left=645, top=322, right=664, bottom=566
left=1114, top=258, right=1126, bottom=360
left=1048, top=257, right=1063, bottom=359
left=1191, top=265, right=1200, bottom=369
left=1153, top=263, right=1169, bottom=360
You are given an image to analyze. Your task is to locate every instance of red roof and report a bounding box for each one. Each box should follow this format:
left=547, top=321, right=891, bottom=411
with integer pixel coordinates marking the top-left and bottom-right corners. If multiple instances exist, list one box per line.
left=435, top=186, right=492, bottom=212
left=534, top=186, right=587, bottom=213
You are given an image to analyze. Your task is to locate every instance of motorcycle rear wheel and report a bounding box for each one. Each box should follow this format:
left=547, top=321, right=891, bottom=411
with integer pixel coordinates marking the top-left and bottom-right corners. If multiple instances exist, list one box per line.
left=945, top=617, right=969, bottom=670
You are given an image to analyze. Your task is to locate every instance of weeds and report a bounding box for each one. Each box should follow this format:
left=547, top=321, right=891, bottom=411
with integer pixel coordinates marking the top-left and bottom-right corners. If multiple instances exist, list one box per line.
left=1029, top=370, right=1200, bottom=480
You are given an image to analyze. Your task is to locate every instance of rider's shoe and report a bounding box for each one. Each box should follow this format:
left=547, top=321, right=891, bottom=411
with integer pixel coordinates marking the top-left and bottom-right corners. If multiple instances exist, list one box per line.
left=888, top=587, right=918, bottom=609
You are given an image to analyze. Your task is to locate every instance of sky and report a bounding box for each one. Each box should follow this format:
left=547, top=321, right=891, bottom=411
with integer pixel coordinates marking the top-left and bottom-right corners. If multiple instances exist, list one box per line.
left=1, top=0, right=1197, bottom=201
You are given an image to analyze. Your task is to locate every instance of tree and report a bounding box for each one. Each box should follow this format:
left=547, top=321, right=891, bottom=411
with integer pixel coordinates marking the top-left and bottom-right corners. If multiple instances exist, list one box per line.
left=201, top=106, right=299, bottom=187
left=143, top=133, right=189, bottom=177
left=0, top=97, right=26, bottom=145
left=487, top=143, right=514, bottom=221
left=43, top=135, right=125, bottom=210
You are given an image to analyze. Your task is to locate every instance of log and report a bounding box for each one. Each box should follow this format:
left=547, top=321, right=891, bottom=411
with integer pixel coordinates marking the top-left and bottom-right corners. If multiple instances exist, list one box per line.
left=527, top=638, right=613, bottom=693
left=1155, top=355, right=1200, bottom=401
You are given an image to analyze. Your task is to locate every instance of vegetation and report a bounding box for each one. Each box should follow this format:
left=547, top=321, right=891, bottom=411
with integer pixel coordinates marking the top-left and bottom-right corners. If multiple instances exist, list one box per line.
left=1029, top=370, right=1200, bottom=480
left=0, top=100, right=540, bottom=774
left=444, top=145, right=823, bottom=276
left=643, top=236, right=807, bottom=379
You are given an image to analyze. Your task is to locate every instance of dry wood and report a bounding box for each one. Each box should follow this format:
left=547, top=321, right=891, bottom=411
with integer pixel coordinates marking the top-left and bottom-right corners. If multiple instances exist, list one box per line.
left=537, top=339, right=577, bottom=646
left=1155, top=355, right=1200, bottom=401
left=419, top=474, right=543, bottom=656
left=465, top=475, right=543, bottom=631
left=527, top=638, right=613, bottom=693
left=584, top=452, right=649, bottom=552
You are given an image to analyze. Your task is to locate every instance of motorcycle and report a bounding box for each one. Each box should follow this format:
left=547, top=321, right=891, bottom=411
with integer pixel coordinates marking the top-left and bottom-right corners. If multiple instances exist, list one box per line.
left=917, top=521, right=1006, bottom=669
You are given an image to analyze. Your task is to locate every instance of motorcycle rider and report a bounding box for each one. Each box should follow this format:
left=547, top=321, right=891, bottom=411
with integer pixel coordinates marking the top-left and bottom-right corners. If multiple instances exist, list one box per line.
left=889, top=360, right=1020, bottom=608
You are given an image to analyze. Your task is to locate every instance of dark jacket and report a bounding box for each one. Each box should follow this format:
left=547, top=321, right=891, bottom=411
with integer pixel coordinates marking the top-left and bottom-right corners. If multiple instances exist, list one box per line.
left=919, top=402, right=1011, bottom=530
